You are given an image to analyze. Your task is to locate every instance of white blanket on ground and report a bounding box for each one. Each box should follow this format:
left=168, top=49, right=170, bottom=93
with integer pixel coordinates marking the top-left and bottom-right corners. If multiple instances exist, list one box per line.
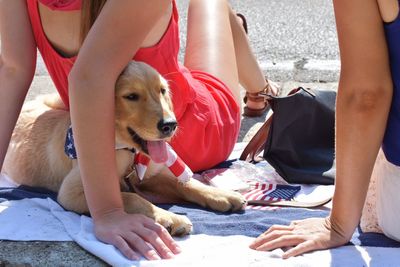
left=1, top=143, right=400, bottom=266
left=1, top=175, right=400, bottom=267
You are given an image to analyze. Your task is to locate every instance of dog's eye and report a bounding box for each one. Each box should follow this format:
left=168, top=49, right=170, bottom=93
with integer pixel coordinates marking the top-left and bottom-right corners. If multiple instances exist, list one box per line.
left=160, top=88, right=167, bottom=95
left=124, top=93, right=139, bottom=101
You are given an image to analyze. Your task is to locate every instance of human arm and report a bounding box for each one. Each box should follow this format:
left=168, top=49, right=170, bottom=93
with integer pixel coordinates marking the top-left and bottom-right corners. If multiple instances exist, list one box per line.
left=68, top=0, right=180, bottom=260
left=250, top=0, right=393, bottom=258
left=0, top=0, right=36, bottom=170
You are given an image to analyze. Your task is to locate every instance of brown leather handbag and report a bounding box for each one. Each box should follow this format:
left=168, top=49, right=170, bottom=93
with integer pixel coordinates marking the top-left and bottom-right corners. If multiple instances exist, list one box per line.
left=240, top=87, right=336, bottom=185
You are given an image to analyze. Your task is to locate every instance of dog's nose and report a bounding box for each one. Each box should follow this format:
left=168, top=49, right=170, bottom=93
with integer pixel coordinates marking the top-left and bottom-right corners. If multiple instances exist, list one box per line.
left=157, top=118, right=177, bottom=136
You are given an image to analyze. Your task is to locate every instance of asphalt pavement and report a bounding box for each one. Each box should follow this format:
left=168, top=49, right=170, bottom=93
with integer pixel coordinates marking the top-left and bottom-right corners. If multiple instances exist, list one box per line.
left=0, top=1, right=339, bottom=266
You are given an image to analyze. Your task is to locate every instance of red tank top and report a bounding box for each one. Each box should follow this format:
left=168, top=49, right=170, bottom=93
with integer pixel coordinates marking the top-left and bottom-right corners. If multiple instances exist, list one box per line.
left=38, top=0, right=81, bottom=11
left=27, top=0, right=195, bottom=120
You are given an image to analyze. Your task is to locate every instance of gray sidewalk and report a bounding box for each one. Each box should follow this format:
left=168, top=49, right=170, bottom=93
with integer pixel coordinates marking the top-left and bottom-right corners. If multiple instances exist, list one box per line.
left=0, top=1, right=339, bottom=266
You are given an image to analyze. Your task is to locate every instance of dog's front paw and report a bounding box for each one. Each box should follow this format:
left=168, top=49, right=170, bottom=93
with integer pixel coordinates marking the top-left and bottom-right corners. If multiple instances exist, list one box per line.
left=154, top=209, right=193, bottom=236
left=204, top=189, right=247, bottom=212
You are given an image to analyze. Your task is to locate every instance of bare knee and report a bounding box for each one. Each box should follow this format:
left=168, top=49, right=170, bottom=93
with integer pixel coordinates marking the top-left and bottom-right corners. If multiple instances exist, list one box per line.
left=340, top=83, right=392, bottom=112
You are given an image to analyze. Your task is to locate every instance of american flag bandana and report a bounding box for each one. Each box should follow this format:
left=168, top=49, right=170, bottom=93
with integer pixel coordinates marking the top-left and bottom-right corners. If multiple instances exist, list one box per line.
left=132, top=143, right=193, bottom=183
left=65, top=126, right=192, bottom=183
left=242, top=183, right=301, bottom=204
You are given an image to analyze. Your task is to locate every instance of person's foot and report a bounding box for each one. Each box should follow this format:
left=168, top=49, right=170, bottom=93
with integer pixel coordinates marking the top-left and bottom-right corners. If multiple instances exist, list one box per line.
left=243, top=80, right=280, bottom=117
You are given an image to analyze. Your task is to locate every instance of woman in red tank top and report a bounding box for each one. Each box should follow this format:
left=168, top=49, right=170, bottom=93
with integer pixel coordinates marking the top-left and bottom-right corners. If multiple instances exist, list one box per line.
left=0, top=0, right=275, bottom=260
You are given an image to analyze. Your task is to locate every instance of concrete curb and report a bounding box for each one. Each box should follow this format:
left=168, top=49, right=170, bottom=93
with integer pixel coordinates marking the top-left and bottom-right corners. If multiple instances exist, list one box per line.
left=35, top=57, right=340, bottom=83
left=260, top=59, right=340, bottom=83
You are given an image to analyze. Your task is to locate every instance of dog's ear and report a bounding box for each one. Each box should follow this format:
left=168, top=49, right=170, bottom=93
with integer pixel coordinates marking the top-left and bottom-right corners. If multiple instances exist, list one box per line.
left=160, top=76, right=175, bottom=110
left=115, top=61, right=142, bottom=93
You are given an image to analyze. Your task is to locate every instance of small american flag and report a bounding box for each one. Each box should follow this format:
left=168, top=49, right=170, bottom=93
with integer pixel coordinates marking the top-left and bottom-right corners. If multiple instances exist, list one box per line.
left=243, top=183, right=301, bottom=204
left=65, top=126, right=192, bottom=183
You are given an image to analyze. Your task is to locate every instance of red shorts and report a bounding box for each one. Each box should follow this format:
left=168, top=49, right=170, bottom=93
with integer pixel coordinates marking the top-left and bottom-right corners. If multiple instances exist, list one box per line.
left=170, top=70, right=241, bottom=172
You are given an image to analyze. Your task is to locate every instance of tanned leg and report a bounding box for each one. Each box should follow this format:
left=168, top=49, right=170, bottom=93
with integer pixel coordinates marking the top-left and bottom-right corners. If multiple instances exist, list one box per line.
left=184, top=0, right=276, bottom=111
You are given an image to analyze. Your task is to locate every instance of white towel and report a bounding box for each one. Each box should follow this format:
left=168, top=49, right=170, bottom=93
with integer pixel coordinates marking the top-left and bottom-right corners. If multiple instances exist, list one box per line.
left=1, top=188, right=400, bottom=266
left=1, top=140, right=399, bottom=267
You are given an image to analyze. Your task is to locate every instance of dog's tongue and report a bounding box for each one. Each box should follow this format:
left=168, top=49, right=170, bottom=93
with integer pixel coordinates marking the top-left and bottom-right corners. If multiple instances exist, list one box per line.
left=147, top=140, right=168, bottom=163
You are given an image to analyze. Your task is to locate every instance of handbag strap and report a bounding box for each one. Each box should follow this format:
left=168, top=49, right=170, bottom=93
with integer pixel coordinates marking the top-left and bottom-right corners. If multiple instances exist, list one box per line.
left=239, top=114, right=273, bottom=162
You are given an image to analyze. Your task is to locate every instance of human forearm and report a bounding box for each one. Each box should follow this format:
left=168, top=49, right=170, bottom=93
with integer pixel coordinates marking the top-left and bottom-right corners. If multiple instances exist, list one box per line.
left=68, top=78, right=123, bottom=219
left=331, top=84, right=392, bottom=238
left=68, top=0, right=171, bottom=219
left=0, top=0, right=36, bottom=169
left=0, top=65, right=34, bottom=169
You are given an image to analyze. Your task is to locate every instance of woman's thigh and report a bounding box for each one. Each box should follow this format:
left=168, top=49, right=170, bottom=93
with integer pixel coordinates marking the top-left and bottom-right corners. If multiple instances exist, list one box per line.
left=184, top=0, right=240, bottom=102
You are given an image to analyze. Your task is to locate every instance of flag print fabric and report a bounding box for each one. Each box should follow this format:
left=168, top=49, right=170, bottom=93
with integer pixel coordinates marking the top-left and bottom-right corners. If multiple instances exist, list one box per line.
left=133, top=143, right=192, bottom=183
left=243, top=183, right=301, bottom=205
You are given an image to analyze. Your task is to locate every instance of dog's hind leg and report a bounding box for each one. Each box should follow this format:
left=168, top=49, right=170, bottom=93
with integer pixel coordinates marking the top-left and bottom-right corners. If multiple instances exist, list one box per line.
left=57, top=165, right=89, bottom=214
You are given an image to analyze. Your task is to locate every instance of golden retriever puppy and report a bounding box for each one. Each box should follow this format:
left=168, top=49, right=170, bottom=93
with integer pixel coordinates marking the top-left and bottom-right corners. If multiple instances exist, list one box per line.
left=3, top=61, right=246, bottom=236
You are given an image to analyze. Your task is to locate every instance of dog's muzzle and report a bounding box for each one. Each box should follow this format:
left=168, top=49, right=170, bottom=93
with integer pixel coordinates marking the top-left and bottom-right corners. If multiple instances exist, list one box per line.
left=157, top=118, right=177, bottom=137
left=127, top=127, right=148, bottom=153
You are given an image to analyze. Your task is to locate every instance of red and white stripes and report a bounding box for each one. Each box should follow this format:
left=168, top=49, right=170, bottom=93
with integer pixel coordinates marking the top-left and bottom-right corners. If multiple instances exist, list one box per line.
left=134, top=143, right=192, bottom=183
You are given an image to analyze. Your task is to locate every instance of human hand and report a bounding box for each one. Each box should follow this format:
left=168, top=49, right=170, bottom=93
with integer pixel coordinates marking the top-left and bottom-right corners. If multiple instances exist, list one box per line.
left=93, top=209, right=181, bottom=261
left=249, top=217, right=351, bottom=259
